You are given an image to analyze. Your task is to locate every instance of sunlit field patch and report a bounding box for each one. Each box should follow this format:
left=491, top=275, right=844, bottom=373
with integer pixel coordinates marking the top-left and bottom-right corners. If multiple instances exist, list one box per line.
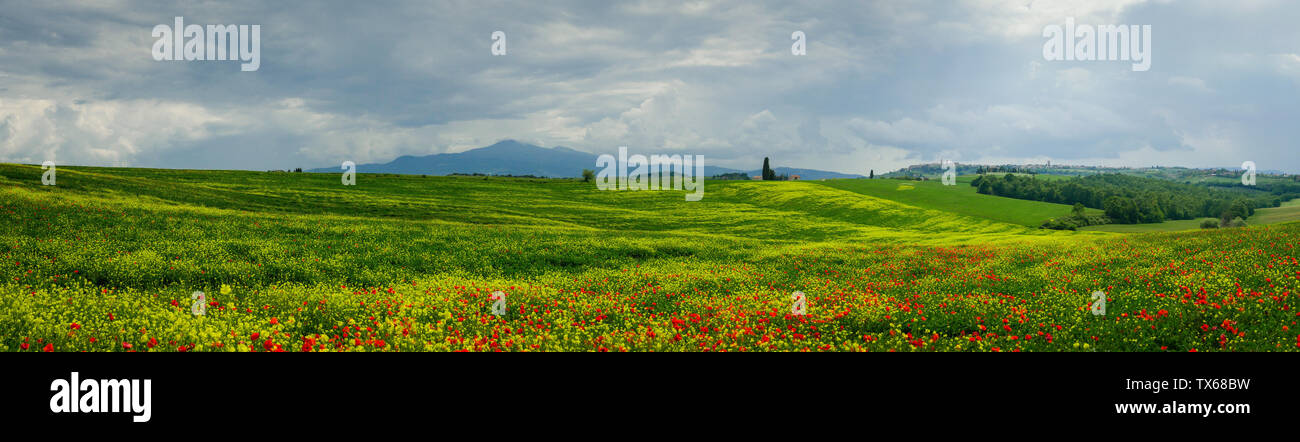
left=2, top=164, right=1297, bottom=352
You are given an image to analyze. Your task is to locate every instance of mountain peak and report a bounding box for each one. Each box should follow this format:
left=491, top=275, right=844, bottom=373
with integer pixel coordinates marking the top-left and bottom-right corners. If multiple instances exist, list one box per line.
left=474, top=139, right=549, bottom=155
left=486, top=139, right=525, bottom=148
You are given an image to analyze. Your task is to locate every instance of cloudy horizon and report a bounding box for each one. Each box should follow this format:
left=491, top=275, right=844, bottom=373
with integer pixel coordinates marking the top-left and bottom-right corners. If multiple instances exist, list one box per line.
left=1, top=0, right=1297, bottom=174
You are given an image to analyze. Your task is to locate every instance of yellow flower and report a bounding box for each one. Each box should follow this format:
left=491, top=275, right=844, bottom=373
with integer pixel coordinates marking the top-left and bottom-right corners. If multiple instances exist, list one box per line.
left=220, top=284, right=232, bottom=295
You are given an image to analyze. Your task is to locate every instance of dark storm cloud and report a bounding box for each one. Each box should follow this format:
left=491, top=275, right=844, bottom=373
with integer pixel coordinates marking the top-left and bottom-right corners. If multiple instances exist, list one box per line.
left=0, top=0, right=1297, bottom=173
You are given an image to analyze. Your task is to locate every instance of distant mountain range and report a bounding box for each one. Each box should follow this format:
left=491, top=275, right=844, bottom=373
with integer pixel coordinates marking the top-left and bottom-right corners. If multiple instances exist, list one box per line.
left=308, top=140, right=863, bottom=179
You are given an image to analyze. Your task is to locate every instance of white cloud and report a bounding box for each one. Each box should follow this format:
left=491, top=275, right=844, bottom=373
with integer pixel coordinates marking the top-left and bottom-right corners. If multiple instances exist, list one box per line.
left=1167, top=76, right=1212, bottom=93
left=1, top=0, right=1298, bottom=174
left=1276, top=53, right=1300, bottom=78
left=0, top=97, right=225, bottom=166
left=1053, top=67, right=1095, bottom=90
left=950, top=0, right=1152, bottom=40
left=846, top=117, right=956, bottom=147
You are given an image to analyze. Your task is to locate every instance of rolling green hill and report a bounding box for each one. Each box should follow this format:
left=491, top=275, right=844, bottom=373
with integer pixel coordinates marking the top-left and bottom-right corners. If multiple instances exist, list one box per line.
left=0, top=165, right=1053, bottom=245
left=816, top=176, right=1103, bottom=227
left=2, top=163, right=1298, bottom=352
left=1249, top=198, right=1300, bottom=224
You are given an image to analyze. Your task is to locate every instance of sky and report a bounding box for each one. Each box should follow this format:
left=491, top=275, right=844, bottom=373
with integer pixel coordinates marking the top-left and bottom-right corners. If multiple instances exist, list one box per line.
left=0, top=0, right=1297, bottom=174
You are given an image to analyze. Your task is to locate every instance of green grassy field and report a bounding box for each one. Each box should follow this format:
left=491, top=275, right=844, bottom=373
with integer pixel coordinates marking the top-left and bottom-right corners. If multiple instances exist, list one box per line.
left=2, top=163, right=1298, bottom=352
left=1250, top=199, right=1300, bottom=225
left=817, top=176, right=1102, bottom=227
left=1079, top=218, right=1214, bottom=233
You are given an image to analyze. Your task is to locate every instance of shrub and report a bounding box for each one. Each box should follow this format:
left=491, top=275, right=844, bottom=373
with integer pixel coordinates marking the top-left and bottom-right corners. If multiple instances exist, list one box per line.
left=1041, top=214, right=1111, bottom=231
left=1200, top=219, right=1219, bottom=229
left=1041, top=218, right=1079, bottom=230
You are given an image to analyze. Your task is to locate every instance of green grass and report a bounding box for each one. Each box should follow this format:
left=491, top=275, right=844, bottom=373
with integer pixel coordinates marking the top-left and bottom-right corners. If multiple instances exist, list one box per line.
left=0, top=165, right=1062, bottom=245
left=3, top=163, right=1299, bottom=352
left=816, top=176, right=1103, bottom=227
left=1249, top=199, right=1300, bottom=225
left=1079, top=218, right=1215, bottom=233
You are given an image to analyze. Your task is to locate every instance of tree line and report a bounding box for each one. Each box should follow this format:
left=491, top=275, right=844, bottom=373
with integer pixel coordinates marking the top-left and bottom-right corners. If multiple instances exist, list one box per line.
left=971, top=173, right=1299, bottom=224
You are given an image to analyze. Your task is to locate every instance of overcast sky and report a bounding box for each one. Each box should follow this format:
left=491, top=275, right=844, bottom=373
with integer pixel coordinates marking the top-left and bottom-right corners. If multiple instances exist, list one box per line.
left=1, top=0, right=1297, bottom=174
